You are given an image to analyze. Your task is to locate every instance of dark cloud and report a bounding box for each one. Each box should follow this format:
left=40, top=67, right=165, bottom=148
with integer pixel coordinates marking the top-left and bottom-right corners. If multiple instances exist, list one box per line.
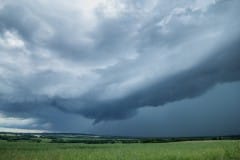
left=52, top=37, right=240, bottom=123
left=90, top=82, right=240, bottom=137
left=0, top=0, right=240, bottom=134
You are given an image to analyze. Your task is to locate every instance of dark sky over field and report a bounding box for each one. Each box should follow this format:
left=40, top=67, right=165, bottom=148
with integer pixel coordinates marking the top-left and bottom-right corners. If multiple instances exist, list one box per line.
left=0, top=0, right=240, bottom=136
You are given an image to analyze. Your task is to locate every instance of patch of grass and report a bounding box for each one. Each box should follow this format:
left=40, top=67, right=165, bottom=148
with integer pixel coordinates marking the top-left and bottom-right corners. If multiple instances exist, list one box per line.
left=0, top=140, right=239, bottom=160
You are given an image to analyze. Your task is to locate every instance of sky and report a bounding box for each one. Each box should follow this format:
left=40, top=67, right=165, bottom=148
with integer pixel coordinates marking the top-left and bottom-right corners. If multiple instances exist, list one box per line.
left=0, top=0, right=240, bottom=137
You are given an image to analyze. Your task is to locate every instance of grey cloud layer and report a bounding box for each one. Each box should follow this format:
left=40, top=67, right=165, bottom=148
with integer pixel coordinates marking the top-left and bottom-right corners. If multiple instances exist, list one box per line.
left=0, top=0, right=240, bottom=129
left=54, top=37, right=240, bottom=123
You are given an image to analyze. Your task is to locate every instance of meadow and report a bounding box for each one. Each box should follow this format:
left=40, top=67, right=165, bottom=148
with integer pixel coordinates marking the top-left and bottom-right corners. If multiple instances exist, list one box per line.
left=0, top=140, right=239, bottom=160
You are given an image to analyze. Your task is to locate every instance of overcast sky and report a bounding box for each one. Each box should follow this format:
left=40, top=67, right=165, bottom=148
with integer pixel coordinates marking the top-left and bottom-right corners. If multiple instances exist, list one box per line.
left=0, top=0, right=240, bottom=137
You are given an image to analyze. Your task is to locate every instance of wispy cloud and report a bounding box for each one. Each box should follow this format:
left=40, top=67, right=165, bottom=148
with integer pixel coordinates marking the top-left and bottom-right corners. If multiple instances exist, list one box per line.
left=0, top=127, right=48, bottom=133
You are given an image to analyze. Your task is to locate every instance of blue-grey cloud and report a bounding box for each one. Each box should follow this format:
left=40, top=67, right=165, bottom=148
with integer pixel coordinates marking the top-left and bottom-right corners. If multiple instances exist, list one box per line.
left=0, top=0, right=240, bottom=132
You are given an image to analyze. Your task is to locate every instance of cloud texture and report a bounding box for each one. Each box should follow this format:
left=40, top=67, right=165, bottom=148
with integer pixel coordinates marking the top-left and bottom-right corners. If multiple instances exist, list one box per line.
left=0, top=0, right=240, bottom=132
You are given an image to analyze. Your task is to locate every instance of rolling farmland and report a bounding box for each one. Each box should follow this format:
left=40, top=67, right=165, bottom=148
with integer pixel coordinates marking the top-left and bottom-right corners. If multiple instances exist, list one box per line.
left=0, top=133, right=239, bottom=160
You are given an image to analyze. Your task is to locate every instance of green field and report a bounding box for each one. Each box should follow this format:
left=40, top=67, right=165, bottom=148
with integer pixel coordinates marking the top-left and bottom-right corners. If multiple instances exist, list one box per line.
left=0, top=140, right=239, bottom=160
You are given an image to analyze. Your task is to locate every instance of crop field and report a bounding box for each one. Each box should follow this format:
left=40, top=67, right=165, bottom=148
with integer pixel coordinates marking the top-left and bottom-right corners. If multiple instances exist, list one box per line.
left=0, top=140, right=239, bottom=160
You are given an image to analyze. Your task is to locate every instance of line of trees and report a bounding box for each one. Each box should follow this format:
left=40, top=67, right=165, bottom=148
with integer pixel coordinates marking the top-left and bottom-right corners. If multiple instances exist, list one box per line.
left=0, top=135, right=41, bottom=143
left=1, top=133, right=239, bottom=144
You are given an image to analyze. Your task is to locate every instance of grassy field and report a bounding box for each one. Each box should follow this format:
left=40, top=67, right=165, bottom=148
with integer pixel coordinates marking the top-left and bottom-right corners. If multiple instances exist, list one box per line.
left=0, top=140, right=239, bottom=160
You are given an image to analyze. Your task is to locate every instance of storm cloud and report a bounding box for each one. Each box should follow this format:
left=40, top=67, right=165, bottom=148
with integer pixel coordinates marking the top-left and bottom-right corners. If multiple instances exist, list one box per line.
left=0, top=0, right=240, bottom=133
